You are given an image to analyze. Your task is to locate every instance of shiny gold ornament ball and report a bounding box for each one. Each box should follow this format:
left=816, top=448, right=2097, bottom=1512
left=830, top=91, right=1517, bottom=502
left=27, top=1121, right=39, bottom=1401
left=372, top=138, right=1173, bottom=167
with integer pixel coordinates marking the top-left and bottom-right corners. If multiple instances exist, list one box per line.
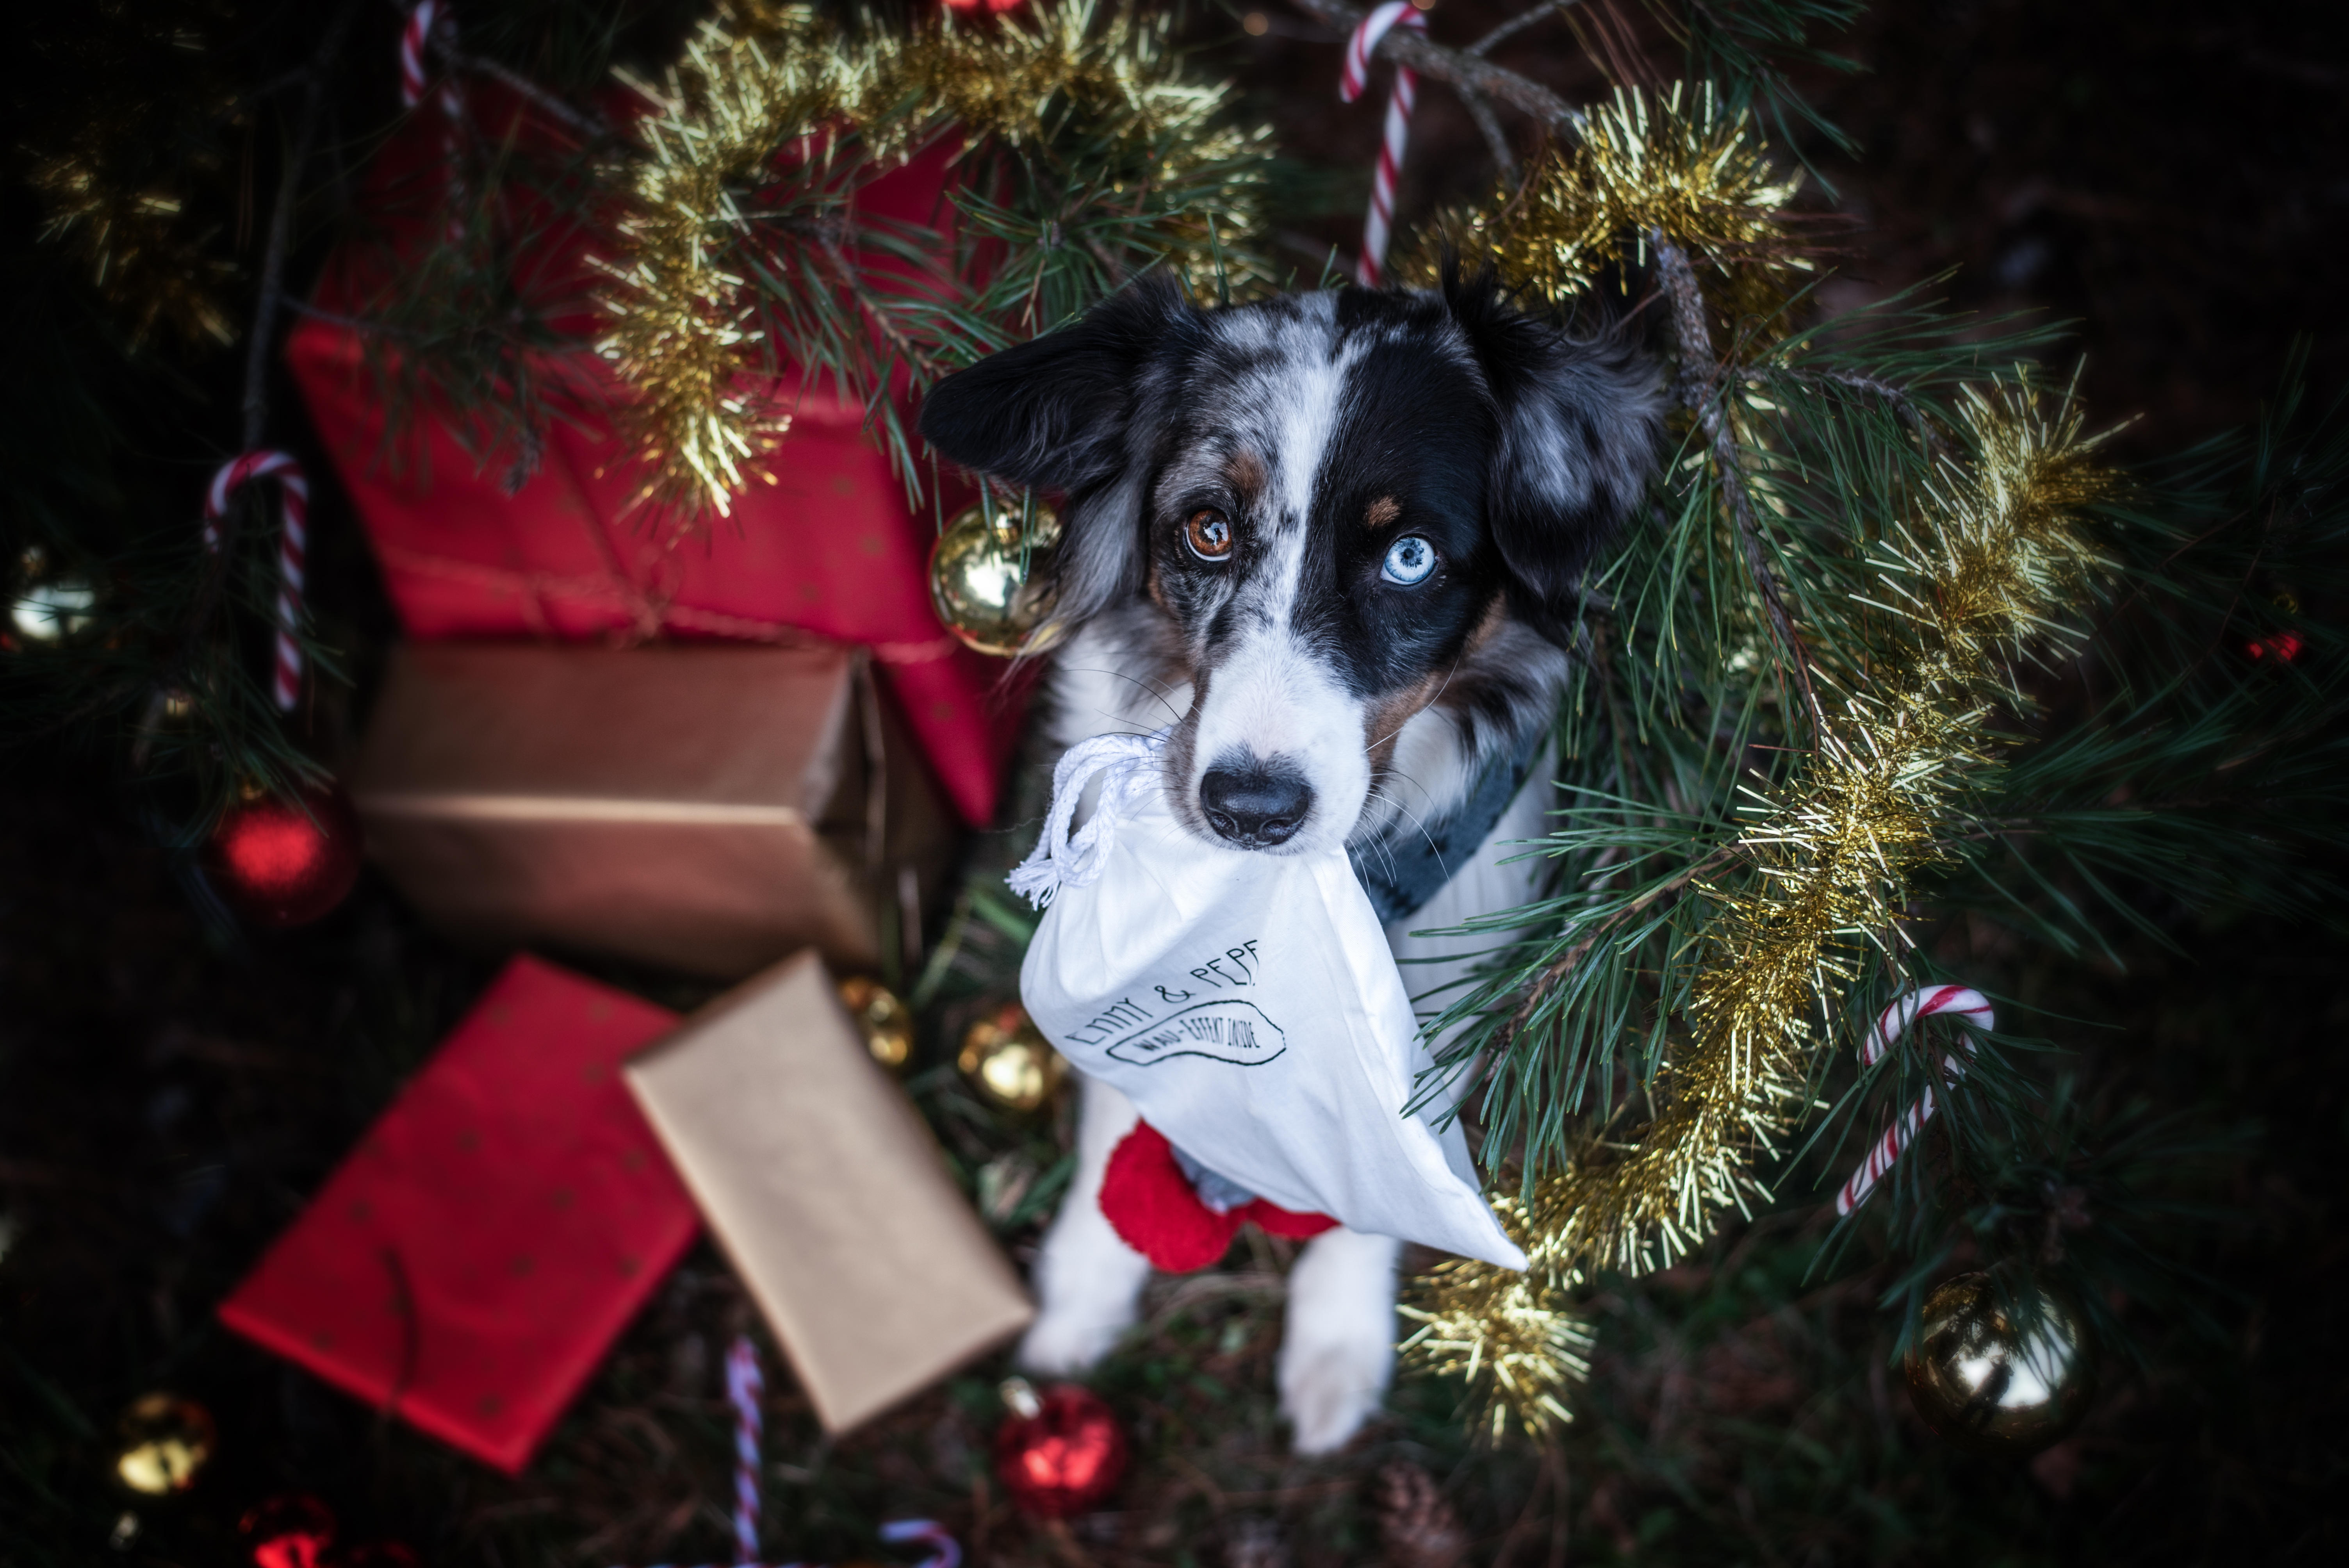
left=113, top=1392, right=217, bottom=1496
left=1904, top=1271, right=2096, bottom=1457
left=837, top=975, right=915, bottom=1071
left=957, top=1002, right=1067, bottom=1114
left=927, top=499, right=1064, bottom=658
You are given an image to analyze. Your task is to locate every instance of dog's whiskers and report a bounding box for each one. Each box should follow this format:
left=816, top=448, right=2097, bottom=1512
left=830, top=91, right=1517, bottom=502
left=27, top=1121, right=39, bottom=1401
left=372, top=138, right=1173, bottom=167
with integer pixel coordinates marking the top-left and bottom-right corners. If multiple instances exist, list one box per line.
left=1359, top=783, right=1449, bottom=884
left=1064, top=665, right=1187, bottom=726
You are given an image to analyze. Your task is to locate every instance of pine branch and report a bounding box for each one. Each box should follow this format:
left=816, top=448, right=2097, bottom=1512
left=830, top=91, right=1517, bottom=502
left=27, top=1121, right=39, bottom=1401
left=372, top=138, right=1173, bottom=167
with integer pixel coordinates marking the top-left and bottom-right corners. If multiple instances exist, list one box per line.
left=1286, top=0, right=1587, bottom=135
left=1653, top=232, right=1821, bottom=728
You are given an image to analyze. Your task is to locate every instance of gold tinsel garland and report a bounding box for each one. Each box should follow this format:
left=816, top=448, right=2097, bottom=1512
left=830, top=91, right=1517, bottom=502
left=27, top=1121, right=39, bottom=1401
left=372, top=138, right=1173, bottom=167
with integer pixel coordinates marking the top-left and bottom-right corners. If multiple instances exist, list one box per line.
left=1399, top=1186, right=1596, bottom=1442
left=599, top=1, right=1268, bottom=512
left=1406, top=387, right=2116, bottom=1439
left=1399, top=83, right=1805, bottom=331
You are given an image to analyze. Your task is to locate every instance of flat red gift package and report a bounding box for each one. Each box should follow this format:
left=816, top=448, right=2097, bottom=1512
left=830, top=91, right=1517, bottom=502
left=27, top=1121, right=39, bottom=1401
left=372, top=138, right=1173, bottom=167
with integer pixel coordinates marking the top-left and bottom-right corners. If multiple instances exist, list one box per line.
left=218, top=956, right=697, bottom=1474
left=285, top=83, right=1019, bottom=827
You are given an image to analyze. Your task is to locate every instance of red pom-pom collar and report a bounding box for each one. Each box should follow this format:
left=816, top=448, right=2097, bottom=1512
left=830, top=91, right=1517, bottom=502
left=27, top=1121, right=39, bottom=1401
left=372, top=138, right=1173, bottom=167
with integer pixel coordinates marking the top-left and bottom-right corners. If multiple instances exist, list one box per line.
left=1097, top=1121, right=1335, bottom=1272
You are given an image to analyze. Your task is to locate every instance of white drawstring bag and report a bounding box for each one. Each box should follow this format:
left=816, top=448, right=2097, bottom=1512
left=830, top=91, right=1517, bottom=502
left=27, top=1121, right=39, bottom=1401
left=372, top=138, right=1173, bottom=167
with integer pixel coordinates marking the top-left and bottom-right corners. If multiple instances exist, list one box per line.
left=1009, top=732, right=1526, bottom=1270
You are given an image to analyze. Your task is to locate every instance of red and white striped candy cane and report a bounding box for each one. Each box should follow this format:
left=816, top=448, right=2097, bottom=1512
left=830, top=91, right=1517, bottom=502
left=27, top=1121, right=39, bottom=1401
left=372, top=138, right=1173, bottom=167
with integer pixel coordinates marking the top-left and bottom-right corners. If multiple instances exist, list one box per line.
left=1834, top=985, right=1996, bottom=1215
left=724, top=1335, right=764, bottom=1564
left=608, top=1335, right=955, bottom=1568
left=203, top=451, right=310, bottom=712
left=401, top=2, right=466, bottom=240
left=1339, top=1, right=1429, bottom=288
left=879, top=1521, right=962, bottom=1568
left=600, top=1336, right=957, bottom=1568
left=399, top=1, right=457, bottom=112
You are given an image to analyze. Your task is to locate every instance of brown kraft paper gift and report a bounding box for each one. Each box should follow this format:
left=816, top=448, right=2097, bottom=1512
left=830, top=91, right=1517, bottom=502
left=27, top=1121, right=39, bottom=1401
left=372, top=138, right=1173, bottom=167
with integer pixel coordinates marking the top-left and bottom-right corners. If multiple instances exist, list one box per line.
left=624, top=952, right=1034, bottom=1431
left=350, top=643, right=958, bottom=980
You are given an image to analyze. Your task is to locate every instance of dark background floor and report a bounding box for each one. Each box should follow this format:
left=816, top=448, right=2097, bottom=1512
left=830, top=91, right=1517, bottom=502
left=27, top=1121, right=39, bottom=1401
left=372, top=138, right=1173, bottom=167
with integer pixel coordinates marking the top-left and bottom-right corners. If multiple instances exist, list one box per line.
left=5, top=2, right=2347, bottom=1564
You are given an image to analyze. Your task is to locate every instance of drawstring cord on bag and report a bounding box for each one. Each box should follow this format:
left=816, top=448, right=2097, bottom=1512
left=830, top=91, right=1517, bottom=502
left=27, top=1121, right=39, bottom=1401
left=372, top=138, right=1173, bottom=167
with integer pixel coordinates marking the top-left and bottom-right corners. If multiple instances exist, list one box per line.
left=1007, top=731, right=1168, bottom=908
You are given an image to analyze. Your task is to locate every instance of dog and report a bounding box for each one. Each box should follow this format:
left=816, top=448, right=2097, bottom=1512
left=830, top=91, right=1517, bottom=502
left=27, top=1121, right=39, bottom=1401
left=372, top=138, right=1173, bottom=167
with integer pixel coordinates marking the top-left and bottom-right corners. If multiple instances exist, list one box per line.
left=918, top=269, right=1661, bottom=1452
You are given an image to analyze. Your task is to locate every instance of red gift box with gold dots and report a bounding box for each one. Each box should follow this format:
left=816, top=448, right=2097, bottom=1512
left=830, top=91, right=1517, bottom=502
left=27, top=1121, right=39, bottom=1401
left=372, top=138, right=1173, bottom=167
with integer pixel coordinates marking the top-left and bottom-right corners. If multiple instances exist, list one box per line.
left=217, top=956, right=694, bottom=1474
left=285, top=82, right=1020, bottom=828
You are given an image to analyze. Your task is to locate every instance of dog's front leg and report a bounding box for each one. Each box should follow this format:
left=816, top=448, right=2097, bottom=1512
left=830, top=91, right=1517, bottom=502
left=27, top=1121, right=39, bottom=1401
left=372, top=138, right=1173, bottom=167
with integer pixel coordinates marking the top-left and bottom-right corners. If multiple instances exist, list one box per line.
left=1278, top=1225, right=1401, bottom=1454
left=1016, top=1070, right=1154, bottom=1374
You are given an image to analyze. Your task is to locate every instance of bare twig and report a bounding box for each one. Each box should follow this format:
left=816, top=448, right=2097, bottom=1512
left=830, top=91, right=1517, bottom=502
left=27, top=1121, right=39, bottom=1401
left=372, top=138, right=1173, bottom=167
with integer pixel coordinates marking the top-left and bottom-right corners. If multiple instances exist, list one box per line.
left=436, top=42, right=615, bottom=142
left=188, top=0, right=364, bottom=643
left=1289, top=0, right=1587, bottom=135
left=1460, top=85, right=1520, bottom=184
left=244, top=0, right=364, bottom=453
left=1469, top=0, right=1581, bottom=58
left=1653, top=231, right=1823, bottom=730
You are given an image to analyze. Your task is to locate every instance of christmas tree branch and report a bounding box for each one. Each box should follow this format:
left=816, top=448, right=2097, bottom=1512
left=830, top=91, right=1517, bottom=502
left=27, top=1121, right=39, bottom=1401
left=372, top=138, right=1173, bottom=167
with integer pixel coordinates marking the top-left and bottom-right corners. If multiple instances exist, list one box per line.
left=1654, top=232, right=1821, bottom=727
left=1287, top=0, right=1587, bottom=135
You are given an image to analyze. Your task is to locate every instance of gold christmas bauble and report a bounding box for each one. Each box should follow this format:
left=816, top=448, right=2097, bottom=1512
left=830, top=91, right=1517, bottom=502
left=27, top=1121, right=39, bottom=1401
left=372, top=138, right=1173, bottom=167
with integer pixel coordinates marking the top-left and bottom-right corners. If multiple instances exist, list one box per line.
left=1904, top=1270, right=2096, bottom=1457
left=114, top=1392, right=217, bottom=1496
left=838, top=975, right=915, bottom=1071
left=957, top=1002, right=1067, bottom=1114
left=927, top=498, right=1064, bottom=658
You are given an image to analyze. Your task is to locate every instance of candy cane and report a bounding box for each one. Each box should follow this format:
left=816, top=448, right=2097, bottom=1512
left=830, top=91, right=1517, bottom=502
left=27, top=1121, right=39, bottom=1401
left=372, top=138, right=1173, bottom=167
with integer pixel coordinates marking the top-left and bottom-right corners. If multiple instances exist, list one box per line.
left=1338, top=1, right=1429, bottom=288
left=1834, top=985, right=1995, bottom=1215
left=724, top=1336, right=764, bottom=1564
left=203, top=451, right=310, bottom=712
left=401, top=2, right=465, bottom=241
left=879, top=1521, right=962, bottom=1568
left=605, top=1336, right=957, bottom=1568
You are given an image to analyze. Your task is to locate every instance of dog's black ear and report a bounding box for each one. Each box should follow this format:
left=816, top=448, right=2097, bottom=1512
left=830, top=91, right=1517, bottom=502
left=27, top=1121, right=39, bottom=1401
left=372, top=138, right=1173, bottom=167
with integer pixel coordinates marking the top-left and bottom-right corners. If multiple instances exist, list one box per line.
left=920, top=272, right=1199, bottom=630
left=918, top=271, right=1194, bottom=494
left=1444, top=269, right=1663, bottom=644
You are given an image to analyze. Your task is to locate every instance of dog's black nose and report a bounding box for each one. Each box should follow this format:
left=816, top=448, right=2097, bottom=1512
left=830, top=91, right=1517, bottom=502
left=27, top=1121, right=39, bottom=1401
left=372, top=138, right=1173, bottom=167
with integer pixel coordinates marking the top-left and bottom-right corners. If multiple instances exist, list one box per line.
left=1200, top=763, right=1313, bottom=848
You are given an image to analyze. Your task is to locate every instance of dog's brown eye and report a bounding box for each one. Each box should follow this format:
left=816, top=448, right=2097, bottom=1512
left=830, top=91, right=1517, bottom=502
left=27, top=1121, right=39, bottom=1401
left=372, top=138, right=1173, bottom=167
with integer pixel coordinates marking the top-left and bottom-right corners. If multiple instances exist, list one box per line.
left=1185, top=508, right=1234, bottom=561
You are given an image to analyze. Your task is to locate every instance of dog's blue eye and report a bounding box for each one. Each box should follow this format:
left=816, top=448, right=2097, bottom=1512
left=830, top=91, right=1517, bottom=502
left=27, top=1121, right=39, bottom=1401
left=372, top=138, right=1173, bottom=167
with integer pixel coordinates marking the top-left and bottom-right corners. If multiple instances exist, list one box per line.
left=1381, top=535, right=1436, bottom=586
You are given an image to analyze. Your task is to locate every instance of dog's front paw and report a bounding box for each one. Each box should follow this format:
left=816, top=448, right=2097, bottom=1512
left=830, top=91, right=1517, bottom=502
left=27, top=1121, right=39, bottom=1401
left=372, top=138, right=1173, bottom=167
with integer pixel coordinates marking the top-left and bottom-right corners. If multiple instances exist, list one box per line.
left=1016, top=1304, right=1132, bottom=1376
left=1277, top=1228, right=1401, bottom=1455
left=1277, top=1334, right=1392, bottom=1455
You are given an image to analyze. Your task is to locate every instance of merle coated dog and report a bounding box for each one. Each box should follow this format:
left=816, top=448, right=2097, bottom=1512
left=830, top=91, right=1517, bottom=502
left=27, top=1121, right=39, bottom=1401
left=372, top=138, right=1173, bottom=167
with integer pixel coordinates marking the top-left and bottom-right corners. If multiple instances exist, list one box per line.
left=919, top=269, right=1660, bottom=1452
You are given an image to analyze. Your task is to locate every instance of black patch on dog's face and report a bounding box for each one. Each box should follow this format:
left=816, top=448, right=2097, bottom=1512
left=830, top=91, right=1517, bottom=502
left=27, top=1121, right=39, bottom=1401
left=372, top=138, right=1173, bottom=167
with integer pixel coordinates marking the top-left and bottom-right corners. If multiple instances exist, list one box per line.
left=920, top=272, right=1661, bottom=850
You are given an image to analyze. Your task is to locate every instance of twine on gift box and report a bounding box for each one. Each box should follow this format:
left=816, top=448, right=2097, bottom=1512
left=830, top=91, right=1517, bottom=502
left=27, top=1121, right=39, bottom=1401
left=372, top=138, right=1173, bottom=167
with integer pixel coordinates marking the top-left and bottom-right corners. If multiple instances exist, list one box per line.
left=362, top=540, right=963, bottom=666
left=620, top=1335, right=960, bottom=1568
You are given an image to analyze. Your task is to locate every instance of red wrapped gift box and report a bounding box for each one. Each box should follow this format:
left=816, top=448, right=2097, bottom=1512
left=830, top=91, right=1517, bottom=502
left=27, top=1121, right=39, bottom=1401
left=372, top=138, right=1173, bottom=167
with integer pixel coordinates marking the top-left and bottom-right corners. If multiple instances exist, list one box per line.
left=218, top=956, right=696, bottom=1474
left=286, top=86, right=1019, bottom=826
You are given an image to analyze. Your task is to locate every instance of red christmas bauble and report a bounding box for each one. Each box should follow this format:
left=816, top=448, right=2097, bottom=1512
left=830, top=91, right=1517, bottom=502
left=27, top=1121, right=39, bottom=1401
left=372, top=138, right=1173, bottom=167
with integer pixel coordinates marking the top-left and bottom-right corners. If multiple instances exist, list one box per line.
left=239, top=1493, right=335, bottom=1568
left=942, top=0, right=1027, bottom=12
left=205, top=781, right=363, bottom=927
left=993, top=1384, right=1128, bottom=1518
